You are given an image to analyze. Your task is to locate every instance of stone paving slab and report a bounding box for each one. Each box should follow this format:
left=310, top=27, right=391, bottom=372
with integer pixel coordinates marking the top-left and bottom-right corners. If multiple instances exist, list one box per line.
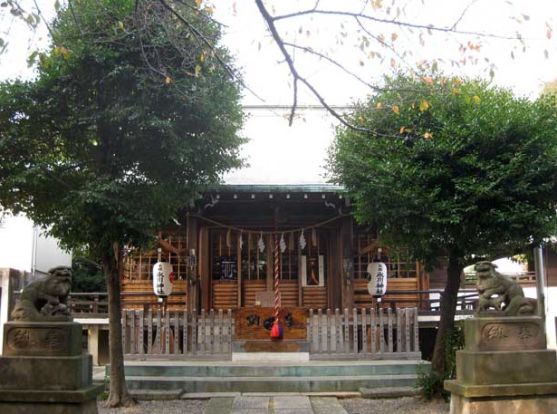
left=231, top=396, right=270, bottom=413
left=203, top=397, right=234, bottom=414
left=311, top=397, right=349, bottom=414
left=204, top=395, right=348, bottom=414
left=272, top=396, right=313, bottom=414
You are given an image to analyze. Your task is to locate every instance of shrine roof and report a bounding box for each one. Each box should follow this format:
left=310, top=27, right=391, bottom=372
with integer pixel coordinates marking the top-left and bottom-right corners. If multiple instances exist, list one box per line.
left=207, top=184, right=344, bottom=194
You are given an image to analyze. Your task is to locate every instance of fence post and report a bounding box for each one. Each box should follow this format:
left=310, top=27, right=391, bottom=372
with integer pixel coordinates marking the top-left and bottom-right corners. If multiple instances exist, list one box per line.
left=361, top=308, right=367, bottom=354
left=138, top=310, right=144, bottom=356
left=352, top=308, right=358, bottom=355
left=217, top=309, right=223, bottom=354
left=174, top=311, right=180, bottom=355
left=326, top=308, right=333, bottom=353
left=227, top=309, right=232, bottom=354
left=147, top=307, right=153, bottom=354
left=379, top=308, right=385, bottom=354
left=396, top=308, right=402, bottom=353
left=209, top=309, right=215, bottom=354
left=308, top=309, right=315, bottom=352
left=317, top=309, right=323, bottom=353
left=130, top=310, right=136, bottom=354
left=164, top=311, right=170, bottom=354
left=183, top=310, right=189, bottom=354
left=387, top=308, right=393, bottom=353
left=413, top=307, right=419, bottom=352
left=370, top=307, right=376, bottom=354
left=343, top=308, right=350, bottom=353
left=192, top=310, right=197, bottom=354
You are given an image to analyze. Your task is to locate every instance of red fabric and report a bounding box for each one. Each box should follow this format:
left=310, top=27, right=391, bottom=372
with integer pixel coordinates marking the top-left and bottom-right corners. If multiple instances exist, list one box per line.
left=270, top=319, right=283, bottom=340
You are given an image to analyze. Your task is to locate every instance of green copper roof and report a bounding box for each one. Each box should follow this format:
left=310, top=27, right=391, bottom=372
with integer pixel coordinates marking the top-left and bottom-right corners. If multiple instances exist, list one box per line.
left=208, top=184, right=344, bottom=193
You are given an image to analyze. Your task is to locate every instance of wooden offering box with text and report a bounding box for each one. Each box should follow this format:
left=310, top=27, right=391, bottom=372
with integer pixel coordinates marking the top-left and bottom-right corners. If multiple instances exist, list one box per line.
left=235, top=307, right=307, bottom=340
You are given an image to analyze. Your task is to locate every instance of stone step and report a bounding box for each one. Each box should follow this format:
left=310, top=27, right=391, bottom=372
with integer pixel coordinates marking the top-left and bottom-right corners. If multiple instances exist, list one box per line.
left=359, top=386, right=420, bottom=398
left=120, top=360, right=426, bottom=378
left=124, top=373, right=419, bottom=393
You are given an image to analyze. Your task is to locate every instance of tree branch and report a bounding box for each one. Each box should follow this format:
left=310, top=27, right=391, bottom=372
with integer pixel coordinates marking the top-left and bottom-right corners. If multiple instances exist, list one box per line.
left=273, top=8, right=522, bottom=41
left=157, top=0, right=265, bottom=102
left=282, top=41, right=381, bottom=90
left=255, top=0, right=375, bottom=133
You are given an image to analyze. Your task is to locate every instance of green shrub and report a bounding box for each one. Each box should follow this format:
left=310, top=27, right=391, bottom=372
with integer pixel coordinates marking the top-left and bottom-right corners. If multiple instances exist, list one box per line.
left=417, top=322, right=464, bottom=400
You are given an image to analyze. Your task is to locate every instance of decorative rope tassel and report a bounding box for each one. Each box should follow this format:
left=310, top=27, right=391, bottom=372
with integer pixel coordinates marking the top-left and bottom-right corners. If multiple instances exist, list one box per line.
left=271, top=233, right=283, bottom=340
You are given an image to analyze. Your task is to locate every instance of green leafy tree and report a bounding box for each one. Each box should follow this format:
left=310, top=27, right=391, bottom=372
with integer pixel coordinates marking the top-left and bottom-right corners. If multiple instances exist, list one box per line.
left=0, top=0, right=243, bottom=406
left=329, top=74, right=557, bottom=378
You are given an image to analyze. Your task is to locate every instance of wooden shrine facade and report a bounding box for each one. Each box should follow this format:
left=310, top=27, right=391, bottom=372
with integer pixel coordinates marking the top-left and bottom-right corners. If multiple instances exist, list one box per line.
left=121, top=185, right=429, bottom=313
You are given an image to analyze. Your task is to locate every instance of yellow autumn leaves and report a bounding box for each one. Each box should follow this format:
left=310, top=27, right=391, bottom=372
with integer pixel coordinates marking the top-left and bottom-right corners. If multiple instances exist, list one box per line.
left=388, top=99, right=429, bottom=115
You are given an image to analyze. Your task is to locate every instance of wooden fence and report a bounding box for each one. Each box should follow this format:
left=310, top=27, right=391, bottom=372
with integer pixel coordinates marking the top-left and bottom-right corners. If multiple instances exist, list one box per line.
left=307, top=307, right=420, bottom=359
left=122, top=309, right=233, bottom=359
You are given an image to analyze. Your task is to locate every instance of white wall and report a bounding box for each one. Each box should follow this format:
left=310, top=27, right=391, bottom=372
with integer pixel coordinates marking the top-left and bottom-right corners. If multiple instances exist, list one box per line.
left=33, top=230, right=72, bottom=274
left=0, top=268, right=9, bottom=354
left=0, top=215, right=34, bottom=272
left=0, top=214, right=71, bottom=274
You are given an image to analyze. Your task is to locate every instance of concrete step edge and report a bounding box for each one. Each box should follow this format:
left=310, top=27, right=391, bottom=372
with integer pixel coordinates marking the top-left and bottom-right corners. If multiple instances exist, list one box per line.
left=125, top=374, right=419, bottom=382
left=359, top=386, right=421, bottom=398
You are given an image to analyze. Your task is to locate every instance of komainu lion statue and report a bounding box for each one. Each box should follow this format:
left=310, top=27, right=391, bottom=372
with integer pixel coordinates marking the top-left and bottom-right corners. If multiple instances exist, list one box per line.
left=475, top=261, right=536, bottom=316
left=11, top=266, right=73, bottom=321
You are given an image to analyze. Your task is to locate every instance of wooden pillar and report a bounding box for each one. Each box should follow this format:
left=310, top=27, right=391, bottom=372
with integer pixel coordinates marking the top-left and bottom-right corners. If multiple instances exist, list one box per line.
left=237, top=234, right=242, bottom=307
left=187, top=216, right=199, bottom=313
left=339, top=216, right=354, bottom=309
left=266, top=234, right=273, bottom=292
left=327, top=229, right=342, bottom=309
left=199, top=226, right=210, bottom=311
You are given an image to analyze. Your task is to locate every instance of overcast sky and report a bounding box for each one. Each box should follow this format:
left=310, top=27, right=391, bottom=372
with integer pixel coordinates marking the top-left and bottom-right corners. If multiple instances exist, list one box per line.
left=2, top=0, right=556, bottom=184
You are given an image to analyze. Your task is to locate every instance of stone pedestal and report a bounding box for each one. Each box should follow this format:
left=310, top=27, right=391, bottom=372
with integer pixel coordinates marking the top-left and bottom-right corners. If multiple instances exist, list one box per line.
left=445, top=316, right=557, bottom=414
left=0, top=322, right=103, bottom=414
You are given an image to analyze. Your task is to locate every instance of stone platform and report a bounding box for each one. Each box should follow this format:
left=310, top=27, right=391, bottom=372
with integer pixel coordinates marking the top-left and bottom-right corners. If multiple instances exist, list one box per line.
left=0, top=322, right=103, bottom=414
left=445, top=316, right=557, bottom=414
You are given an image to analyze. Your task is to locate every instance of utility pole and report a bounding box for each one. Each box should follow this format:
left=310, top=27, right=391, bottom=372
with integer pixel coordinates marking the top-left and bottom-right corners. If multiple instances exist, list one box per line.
left=534, top=245, right=546, bottom=323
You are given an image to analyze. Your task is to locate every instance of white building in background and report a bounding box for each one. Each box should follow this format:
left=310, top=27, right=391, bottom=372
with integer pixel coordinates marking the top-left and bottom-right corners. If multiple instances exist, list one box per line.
left=0, top=213, right=72, bottom=354
left=0, top=213, right=72, bottom=274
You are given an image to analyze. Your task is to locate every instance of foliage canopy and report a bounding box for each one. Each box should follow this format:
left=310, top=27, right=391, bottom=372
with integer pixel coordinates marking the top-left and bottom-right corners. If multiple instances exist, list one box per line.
left=0, top=0, right=244, bottom=255
left=330, top=74, right=557, bottom=266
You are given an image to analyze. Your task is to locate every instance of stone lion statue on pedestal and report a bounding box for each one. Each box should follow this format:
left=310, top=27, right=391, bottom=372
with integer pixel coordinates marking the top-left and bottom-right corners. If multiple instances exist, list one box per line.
left=11, top=266, right=73, bottom=322
left=475, top=261, right=536, bottom=316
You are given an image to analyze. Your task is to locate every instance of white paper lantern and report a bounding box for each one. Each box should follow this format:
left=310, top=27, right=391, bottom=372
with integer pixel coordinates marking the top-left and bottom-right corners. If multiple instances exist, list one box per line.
left=367, top=262, right=388, bottom=300
left=153, top=261, right=174, bottom=297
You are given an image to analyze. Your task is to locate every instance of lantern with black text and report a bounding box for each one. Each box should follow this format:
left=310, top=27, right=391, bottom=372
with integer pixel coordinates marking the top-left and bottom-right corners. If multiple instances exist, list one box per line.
left=153, top=255, right=174, bottom=298
left=367, top=262, right=388, bottom=302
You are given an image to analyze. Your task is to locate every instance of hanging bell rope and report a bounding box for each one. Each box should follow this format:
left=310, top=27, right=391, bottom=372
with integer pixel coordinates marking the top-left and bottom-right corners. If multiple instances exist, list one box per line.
left=271, top=233, right=283, bottom=340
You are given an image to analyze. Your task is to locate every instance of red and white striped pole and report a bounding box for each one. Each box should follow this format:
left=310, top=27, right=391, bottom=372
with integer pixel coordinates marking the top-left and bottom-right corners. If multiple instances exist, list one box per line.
left=274, top=233, right=281, bottom=318
left=271, top=233, right=283, bottom=340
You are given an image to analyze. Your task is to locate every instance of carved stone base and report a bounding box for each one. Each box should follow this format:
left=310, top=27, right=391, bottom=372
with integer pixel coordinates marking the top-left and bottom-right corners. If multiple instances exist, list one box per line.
left=0, top=322, right=102, bottom=413
left=456, top=349, right=557, bottom=385
left=446, top=381, right=557, bottom=414
left=445, top=316, right=557, bottom=414
left=3, top=322, right=82, bottom=357
left=0, top=354, right=92, bottom=390
left=0, top=385, right=101, bottom=414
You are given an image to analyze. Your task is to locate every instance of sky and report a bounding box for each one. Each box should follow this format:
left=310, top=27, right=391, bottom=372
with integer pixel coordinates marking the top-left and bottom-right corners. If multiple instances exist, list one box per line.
left=1, top=0, right=557, bottom=184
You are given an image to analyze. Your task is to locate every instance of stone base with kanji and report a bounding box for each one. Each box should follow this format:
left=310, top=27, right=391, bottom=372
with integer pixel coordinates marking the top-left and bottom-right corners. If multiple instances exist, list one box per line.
left=445, top=316, right=557, bottom=414
left=0, top=322, right=103, bottom=414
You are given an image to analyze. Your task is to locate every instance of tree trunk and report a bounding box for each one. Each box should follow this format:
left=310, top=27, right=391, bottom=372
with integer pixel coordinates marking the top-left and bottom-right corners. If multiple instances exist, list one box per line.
left=102, top=243, right=136, bottom=407
left=431, top=251, right=462, bottom=377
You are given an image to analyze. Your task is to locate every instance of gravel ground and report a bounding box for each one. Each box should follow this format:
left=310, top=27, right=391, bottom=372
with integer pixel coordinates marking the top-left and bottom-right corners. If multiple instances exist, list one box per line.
left=96, top=396, right=449, bottom=414
left=341, top=397, right=449, bottom=414
left=97, top=399, right=206, bottom=414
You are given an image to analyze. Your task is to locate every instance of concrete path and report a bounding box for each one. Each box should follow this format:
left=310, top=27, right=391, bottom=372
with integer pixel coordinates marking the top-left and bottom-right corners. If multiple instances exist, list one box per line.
left=203, top=396, right=347, bottom=414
